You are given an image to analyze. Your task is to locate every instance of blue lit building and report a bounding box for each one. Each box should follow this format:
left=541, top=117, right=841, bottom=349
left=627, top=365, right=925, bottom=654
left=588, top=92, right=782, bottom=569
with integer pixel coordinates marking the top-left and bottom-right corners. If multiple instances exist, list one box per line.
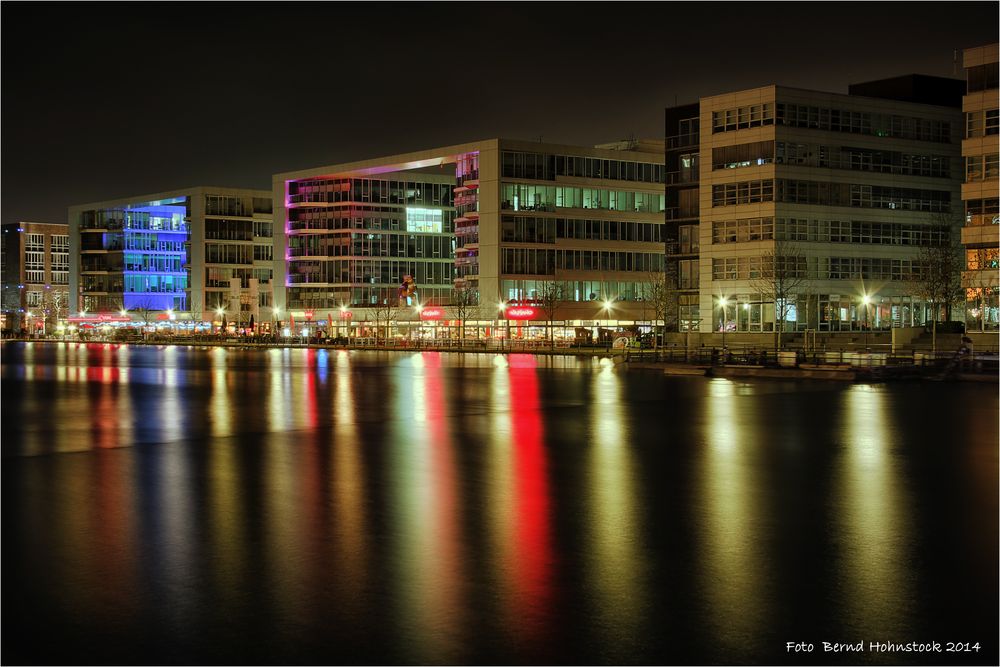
left=69, top=187, right=274, bottom=323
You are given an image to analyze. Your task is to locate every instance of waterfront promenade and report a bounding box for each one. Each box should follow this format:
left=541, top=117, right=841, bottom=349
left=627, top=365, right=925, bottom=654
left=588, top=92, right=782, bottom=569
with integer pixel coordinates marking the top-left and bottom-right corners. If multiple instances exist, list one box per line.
left=4, top=334, right=997, bottom=382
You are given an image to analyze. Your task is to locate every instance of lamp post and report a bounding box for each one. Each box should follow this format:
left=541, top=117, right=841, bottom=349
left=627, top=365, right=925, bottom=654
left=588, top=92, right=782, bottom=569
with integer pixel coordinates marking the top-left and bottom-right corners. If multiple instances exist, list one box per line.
left=862, top=294, right=871, bottom=352
left=498, top=301, right=507, bottom=351
left=718, top=296, right=729, bottom=354
left=602, top=299, right=614, bottom=350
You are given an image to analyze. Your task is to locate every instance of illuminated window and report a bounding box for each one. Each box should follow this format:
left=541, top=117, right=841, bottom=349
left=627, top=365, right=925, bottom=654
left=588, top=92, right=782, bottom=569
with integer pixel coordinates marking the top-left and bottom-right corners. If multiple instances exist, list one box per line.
left=405, top=207, right=443, bottom=233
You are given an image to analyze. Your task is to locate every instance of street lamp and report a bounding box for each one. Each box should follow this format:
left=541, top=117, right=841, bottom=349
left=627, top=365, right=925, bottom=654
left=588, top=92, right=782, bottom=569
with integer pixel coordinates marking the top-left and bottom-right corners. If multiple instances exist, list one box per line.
left=497, top=301, right=507, bottom=351
left=718, top=296, right=729, bottom=353
left=861, top=294, right=871, bottom=352
left=602, top=299, right=614, bottom=349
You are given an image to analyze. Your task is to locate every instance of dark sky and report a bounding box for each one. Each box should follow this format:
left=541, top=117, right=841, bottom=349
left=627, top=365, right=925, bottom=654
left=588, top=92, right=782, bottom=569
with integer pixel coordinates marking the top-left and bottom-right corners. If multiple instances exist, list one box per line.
left=3, top=2, right=997, bottom=223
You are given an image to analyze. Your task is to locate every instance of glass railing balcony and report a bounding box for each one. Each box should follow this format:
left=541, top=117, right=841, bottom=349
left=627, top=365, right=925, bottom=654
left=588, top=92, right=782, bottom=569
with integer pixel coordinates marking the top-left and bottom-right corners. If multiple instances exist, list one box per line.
left=667, top=133, right=699, bottom=150
left=665, top=207, right=699, bottom=221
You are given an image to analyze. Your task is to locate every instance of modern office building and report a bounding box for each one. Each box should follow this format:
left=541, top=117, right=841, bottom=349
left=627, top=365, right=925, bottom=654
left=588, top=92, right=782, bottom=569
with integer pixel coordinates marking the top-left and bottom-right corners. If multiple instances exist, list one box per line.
left=68, top=187, right=274, bottom=326
left=960, top=43, right=999, bottom=331
left=274, top=138, right=666, bottom=337
left=1, top=221, right=70, bottom=334
left=665, top=77, right=965, bottom=334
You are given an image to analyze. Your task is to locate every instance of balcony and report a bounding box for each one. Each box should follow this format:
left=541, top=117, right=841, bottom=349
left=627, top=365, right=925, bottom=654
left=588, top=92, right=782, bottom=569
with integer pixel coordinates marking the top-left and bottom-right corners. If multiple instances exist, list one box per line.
left=665, top=207, right=699, bottom=221
left=667, top=133, right=699, bottom=150
left=665, top=171, right=699, bottom=186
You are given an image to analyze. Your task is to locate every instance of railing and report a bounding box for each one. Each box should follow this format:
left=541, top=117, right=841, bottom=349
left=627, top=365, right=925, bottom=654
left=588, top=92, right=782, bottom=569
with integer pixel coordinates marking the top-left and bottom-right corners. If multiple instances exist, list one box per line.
left=665, top=207, right=698, bottom=221
left=667, top=133, right=699, bottom=150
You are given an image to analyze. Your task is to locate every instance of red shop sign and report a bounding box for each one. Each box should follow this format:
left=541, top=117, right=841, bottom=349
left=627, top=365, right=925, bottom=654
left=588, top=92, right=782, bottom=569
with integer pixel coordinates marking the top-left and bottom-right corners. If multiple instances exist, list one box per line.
left=505, top=306, right=536, bottom=320
left=420, top=307, right=444, bottom=320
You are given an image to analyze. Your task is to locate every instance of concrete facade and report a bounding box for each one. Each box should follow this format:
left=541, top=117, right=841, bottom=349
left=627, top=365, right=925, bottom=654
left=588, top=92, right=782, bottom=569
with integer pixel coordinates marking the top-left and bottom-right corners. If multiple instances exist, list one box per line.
left=668, top=82, right=963, bottom=334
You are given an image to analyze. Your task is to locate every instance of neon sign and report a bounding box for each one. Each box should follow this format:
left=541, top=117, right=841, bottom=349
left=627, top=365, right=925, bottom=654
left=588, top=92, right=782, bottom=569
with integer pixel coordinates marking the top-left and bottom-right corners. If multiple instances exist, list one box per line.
left=505, top=307, right=536, bottom=320
left=339, top=310, right=353, bottom=320
left=420, top=307, right=444, bottom=320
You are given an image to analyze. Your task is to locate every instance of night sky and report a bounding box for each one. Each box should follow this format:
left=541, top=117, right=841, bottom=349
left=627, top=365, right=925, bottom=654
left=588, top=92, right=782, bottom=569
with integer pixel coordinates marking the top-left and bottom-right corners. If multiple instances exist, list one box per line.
left=2, top=2, right=997, bottom=223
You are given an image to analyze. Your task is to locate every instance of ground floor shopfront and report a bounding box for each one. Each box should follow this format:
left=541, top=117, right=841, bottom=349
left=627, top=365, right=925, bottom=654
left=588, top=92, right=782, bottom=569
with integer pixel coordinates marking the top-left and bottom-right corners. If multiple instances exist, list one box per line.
left=709, top=293, right=971, bottom=333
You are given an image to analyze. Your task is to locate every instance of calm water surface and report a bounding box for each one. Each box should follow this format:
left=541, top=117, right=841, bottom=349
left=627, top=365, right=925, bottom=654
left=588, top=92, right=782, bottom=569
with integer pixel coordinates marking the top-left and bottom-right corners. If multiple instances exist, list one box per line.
left=2, top=342, right=997, bottom=665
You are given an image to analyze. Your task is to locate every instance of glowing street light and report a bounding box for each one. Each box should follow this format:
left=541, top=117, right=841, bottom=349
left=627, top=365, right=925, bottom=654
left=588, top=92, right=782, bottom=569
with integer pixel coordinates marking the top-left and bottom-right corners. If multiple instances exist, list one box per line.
left=602, top=299, right=614, bottom=348
left=718, top=296, right=729, bottom=353
left=861, top=294, right=872, bottom=351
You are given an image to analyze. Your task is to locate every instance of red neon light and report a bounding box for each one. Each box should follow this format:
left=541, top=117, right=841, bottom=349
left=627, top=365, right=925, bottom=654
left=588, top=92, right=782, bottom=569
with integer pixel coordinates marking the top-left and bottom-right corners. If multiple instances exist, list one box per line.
left=506, top=307, right=536, bottom=320
left=339, top=311, right=353, bottom=320
left=420, top=307, right=444, bottom=320
left=305, top=310, right=314, bottom=320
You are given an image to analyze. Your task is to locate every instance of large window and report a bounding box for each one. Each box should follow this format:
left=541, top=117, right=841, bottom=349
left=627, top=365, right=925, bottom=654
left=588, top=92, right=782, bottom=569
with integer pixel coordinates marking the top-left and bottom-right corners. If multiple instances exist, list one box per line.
left=406, top=207, right=443, bottom=233
left=712, top=141, right=775, bottom=170
left=967, top=62, right=1000, bottom=93
left=500, top=151, right=665, bottom=184
left=711, top=180, right=774, bottom=206
left=711, top=103, right=775, bottom=133
left=775, top=103, right=952, bottom=143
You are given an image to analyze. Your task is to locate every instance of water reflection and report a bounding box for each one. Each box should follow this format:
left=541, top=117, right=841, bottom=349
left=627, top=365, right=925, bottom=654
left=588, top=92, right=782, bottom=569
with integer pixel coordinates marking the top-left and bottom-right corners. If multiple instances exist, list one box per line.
left=388, top=353, right=465, bottom=662
left=699, top=378, right=769, bottom=652
left=587, top=364, right=645, bottom=658
left=1, top=343, right=996, bottom=665
left=832, top=385, right=914, bottom=636
left=488, top=354, right=554, bottom=653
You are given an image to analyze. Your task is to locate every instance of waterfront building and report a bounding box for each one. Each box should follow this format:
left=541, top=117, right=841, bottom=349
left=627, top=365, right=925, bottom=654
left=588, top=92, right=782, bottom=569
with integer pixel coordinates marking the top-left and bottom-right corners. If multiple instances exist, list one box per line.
left=68, top=187, right=274, bottom=327
left=960, top=43, right=999, bottom=331
left=274, top=138, right=666, bottom=340
left=665, top=77, right=965, bottom=334
left=1, top=221, right=70, bottom=334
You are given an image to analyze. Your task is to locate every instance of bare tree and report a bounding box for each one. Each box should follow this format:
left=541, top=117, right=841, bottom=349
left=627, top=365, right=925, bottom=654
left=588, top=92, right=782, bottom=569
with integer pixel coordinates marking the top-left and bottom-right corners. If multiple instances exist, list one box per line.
left=42, top=287, right=69, bottom=334
left=750, top=241, right=809, bottom=352
left=449, top=279, right=479, bottom=341
left=639, top=270, right=670, bottom=350
left=130, top=297, right=159, bottom=326
left=535, top=281, right=565, bottom=349
left=371, top=289, right=398, bottom=341
left=910, top=241, right=965, bottom=353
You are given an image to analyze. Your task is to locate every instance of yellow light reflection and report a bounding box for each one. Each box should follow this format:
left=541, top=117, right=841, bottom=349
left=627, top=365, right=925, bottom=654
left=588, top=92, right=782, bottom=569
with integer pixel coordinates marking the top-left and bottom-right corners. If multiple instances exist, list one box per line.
left=330, top=350, right=368, bottom=615
left=833, top=385, right=913, bottom=635
left=210, top=348, right=232, bottom=438
left=699, top=377, right=767, bottom=651
left=587, top=365, right=645, bottom=655
left=387, top=354, right=464, bottom=663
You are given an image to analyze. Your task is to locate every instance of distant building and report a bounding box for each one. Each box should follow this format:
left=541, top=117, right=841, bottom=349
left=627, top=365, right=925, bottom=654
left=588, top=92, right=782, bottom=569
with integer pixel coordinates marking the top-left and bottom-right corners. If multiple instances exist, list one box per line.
left=1, top=221, right=70, bottom=334
left=665, top=78, right=964, bottom=334
left=68, top=187, right=274, bottom=327
left=274, top=138, right=666, bottom=337
left=960, top=43, right=999, bottom=331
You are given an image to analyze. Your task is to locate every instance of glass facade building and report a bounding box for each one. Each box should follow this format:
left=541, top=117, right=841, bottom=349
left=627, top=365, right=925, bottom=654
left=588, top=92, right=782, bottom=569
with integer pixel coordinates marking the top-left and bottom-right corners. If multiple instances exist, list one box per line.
left=274, top=138, right=667, bottom=334
left=69, top=187, right=274, bottom=323
left=667, top=80, right=965, bottom=334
